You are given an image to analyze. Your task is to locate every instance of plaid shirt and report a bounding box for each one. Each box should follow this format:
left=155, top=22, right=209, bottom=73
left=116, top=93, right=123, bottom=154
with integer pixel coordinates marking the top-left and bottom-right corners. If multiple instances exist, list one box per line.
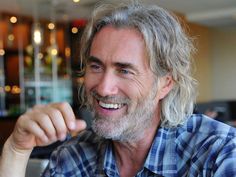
left=42, top=114, right=236, bottom=177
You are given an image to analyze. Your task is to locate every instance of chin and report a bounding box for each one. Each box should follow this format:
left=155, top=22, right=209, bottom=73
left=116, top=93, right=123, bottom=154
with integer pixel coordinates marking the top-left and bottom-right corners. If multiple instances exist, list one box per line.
left=91, top=118, right=145, bottom=142
left=91, top=118, right=120, bottom=138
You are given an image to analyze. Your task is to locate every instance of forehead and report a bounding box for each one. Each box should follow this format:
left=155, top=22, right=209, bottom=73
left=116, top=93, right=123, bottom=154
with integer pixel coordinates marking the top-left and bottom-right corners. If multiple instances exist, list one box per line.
left=89, top=25, right=149, bottom=69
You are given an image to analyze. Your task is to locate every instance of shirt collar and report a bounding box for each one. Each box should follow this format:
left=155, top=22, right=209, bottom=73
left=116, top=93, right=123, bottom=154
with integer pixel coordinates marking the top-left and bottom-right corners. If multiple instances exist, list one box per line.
left=97, top=126, right=179, bottom=177
left=144, top=127, right=178, bottom=176
left=103, top=142, right=119, bottom=176
left=95, top=139, right=119, bottom=176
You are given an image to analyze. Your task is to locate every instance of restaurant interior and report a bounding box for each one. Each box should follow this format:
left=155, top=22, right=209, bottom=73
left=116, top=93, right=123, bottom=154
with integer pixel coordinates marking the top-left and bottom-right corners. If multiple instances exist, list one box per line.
left=1, top=0, right=236, bottom=176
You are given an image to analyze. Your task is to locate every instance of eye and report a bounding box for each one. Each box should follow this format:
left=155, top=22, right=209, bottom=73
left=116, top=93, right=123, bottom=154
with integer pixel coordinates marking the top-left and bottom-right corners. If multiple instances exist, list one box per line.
left=119, top=69, right=131, bottom=74
left=88, top=63, right=102, bottom=72
left=118, top=68, right=134, bottom=76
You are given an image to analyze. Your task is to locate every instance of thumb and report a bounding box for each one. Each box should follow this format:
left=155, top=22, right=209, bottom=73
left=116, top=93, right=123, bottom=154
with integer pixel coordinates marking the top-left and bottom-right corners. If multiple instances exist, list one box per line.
left=75, top=119, right=87, bottom=130
left=70, top=119, right=87, bottom=136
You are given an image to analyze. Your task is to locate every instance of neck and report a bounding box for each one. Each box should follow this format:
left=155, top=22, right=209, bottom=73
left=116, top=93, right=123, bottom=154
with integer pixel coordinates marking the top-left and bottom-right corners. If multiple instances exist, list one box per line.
left=113, top=115, right=160, bottom=177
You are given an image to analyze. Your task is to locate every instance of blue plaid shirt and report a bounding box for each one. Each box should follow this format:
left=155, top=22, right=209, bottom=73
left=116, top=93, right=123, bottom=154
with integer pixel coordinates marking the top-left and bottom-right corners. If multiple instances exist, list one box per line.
left=42, top=114, right=236, bottom=177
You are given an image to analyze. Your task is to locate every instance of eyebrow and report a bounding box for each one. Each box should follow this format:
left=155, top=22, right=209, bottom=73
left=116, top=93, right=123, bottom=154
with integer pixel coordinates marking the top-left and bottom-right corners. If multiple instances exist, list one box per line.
left=114, top=62, right=139, bottom=73
left=87, top=56, right=103, bottom=65
left=87, top=55, right=139, bottom=73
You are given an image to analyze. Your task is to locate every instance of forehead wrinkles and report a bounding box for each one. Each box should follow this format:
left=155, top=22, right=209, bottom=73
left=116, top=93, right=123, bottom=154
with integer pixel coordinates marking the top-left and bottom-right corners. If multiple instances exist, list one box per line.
left=90, top=26, right=149, bottom=68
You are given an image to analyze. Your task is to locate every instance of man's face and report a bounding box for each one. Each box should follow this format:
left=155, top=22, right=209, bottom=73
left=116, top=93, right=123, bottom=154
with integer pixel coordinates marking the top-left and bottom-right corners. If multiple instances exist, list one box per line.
left=84, top=26, right=160, bottom=141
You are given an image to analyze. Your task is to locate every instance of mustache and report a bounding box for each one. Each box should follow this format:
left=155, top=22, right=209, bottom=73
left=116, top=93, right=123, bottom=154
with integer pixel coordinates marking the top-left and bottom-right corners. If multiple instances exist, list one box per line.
left=91, top=91, right=130, bottom=104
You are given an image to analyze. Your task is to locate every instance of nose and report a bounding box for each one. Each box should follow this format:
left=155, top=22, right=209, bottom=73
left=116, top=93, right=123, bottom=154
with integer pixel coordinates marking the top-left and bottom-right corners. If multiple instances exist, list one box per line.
left=96, top=71, right=118, bottom=97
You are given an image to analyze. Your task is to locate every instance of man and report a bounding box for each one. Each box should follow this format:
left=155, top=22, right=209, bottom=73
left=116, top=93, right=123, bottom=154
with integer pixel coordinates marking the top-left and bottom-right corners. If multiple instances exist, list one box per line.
left=1, top=2, right=236, bottom=177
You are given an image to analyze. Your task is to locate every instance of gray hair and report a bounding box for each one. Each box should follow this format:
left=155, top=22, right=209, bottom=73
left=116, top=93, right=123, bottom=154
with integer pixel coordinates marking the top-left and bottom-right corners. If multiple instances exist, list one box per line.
left=79, top=1, right=197, bottom=127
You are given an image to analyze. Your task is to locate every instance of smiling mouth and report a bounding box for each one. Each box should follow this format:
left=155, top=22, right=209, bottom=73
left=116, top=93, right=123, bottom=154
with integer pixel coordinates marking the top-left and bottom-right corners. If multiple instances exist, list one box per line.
left=98, top=100, right=125, bottom=110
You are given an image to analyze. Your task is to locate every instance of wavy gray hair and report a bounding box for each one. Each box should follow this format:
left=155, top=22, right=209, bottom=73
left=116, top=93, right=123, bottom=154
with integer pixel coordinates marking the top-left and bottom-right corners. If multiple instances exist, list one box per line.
left=78, top=1, right=197, bottom=127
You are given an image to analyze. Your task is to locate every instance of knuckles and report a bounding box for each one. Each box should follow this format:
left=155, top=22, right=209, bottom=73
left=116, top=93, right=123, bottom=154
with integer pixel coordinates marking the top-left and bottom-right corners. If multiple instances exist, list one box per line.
left=11, top=102, right=72, bottom=150
left=56, top=102, right=71, bottom=111
left=16, top=102, right=71, bottom=136
left=48, top=108, right=62, bottom=119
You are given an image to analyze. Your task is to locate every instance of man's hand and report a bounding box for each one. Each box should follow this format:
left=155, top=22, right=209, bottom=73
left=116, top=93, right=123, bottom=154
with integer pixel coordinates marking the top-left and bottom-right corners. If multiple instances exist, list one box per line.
left=0, top=102, right=86, bottom=177
left=10, top=102, right=87, bottom=153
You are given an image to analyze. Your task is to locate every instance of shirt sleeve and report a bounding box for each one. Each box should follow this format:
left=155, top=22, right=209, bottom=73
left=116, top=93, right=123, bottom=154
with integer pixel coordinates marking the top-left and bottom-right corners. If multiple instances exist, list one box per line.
left=40, top=149, right=60, bottom=177
left=213, top=137, right=236, bottom=176
left=40, top=145, right=76, bottom=177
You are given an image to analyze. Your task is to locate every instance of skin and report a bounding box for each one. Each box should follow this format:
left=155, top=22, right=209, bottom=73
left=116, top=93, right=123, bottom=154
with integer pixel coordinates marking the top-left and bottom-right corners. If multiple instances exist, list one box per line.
left=86, top=26, right=154, bottom=120
left=0, top=102, right=86, bottom=177
left=0, top=25, right=173, bottom=177
left=85, top=26, right=173, bottom=177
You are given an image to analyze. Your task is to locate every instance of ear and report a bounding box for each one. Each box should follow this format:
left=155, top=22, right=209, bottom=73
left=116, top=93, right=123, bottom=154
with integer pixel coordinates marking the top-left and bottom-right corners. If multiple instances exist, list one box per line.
left=158, top=74, right=174, bottom=100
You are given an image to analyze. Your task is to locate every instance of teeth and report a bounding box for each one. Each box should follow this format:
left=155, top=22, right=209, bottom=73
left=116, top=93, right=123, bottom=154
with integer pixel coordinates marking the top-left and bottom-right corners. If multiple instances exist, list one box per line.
left=99, top=101, right=123, bottom=109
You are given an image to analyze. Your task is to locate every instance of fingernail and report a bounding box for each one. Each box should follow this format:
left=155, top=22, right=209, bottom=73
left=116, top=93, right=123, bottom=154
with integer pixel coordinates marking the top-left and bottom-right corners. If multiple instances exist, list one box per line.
left=58, top=134, right=66, bottom=141
left=80, top=120, right=87, bottom=129
left=69, top=122, right=76, bottom=130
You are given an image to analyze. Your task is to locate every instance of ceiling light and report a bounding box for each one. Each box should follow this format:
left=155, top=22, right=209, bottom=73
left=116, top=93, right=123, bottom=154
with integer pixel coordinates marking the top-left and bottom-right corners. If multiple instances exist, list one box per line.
left=65, top=47, right=71, bottom=57
left=8, top=34, right=15, bottom=41
left=48, top=23, right=55, bottom=30
left=71, top=27, right=78, bottom=34
left=32, top=23, right=43, bottom=45
left=38, top=52, right=44, bottom=59
left=0, top=49, right=5, bottom=56
left=51, top=48, right=58, bottom=56
left=11, top=85, right=21, bottom=94
left=33, top=29, right=42, bottom=45
left=4, top=85, right=11, bottom=92
left=10, top=16, right=17, bottom=24
left=73, top=0, right=80, bottom=3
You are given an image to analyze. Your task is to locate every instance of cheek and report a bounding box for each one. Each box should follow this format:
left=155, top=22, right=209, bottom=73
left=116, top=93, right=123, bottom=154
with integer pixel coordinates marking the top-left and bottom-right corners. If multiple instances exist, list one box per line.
left=119, top=79, right=146, bottom=101
left=130, top=77, right=152, bottom=98
left=84, top=73, right=97, bottom=91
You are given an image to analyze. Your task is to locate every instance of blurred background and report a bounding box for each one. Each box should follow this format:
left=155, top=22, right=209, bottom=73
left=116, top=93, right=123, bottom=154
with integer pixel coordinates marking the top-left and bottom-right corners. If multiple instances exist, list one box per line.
left=1, top=0, right=236, bottom=172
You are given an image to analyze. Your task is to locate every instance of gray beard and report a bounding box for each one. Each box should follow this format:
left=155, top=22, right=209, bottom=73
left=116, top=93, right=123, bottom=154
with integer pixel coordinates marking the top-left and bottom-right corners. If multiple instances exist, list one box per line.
left=87, top=89, right=157, bottom=142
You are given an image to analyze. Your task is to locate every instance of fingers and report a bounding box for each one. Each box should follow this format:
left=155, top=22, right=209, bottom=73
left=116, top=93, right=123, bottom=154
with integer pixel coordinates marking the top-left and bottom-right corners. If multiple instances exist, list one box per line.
left=13, top=102, right=87, bottom=149
left=18, top=117, right=49, bottom=143
left=70, top=119, right=87, bottom=136
left=50, top=102, right=77, bottom=131
left=50, top=102, right=87, bottom=133
left=34, top=102, right=87, bottom=140
left=39, top=106, right=68, bottom=141
left=75, top=119, right=87, bottom=131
